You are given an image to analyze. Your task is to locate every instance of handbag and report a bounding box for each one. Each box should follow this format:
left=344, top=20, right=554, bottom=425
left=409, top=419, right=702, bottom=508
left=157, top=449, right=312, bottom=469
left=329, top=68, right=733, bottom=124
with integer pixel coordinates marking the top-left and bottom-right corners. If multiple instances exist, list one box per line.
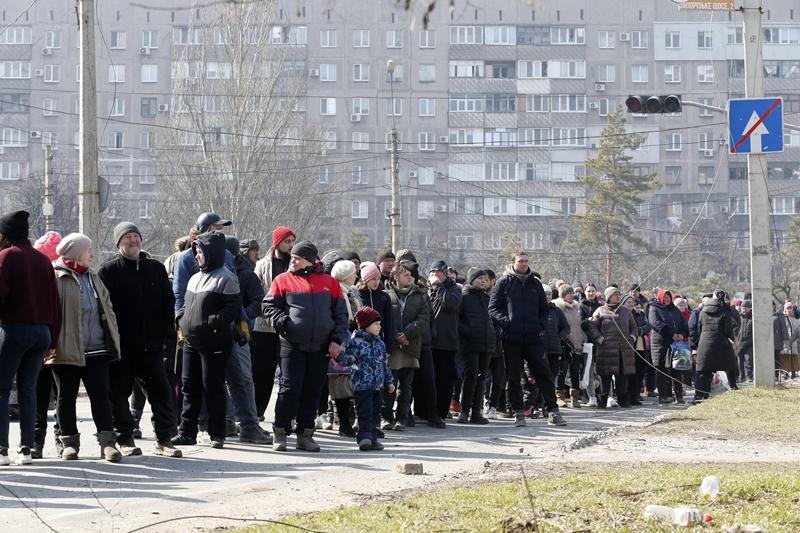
left=670, top=340, right=692, bottom=371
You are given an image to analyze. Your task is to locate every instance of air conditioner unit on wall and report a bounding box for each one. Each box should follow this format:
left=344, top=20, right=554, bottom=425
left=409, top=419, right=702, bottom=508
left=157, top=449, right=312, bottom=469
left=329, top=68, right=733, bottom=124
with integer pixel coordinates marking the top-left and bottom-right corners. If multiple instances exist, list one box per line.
left=34, top=68, right=44, bottom=77
left=594, top=82, right=605, bottom=91
left=703, top=149, right=714, bottom=157
left=439, top=135, right=448, bottom=143
left=30, top=130, right=41, bottom=139
left=350, top=114, right=361, bottom=122
left=139, top=47, right=150, bottom=55
left=309, top=68, right=319, bottom=77
left=436, top=205, right=448, bottom=213
left=158, top=103, right=169, bottom=112
left=408, top=170, right=418, bottom=178
left=41, top=48, right=52, bottom=56
left=720, top=205, right=730, bottom=214
left=589, top=102, right=599, bottom=110
left=690, top=206, right=701, bottom=215
left=619, top=33, right=631, bottom=42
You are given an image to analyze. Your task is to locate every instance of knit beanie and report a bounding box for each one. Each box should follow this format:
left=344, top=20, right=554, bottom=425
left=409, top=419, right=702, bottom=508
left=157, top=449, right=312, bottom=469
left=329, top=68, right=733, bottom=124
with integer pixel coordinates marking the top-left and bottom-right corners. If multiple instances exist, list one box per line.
left=542, top=284, right=552, bottom=297
left=604, top=286, right=622, bottom=301
left=467, top=267, right=486, bottom=284
left=290, top=240, right=318, bottom=264
left=0, top=210, right=29, bottom=242
left=343, top=251, right=361, bottom=262
left=331, top=259, right=357, bottom=282
left=33, top=231, right=62, bottom=261
left=272, top=225, right=296, bottom=249
left=224, top=235, right=240, bottom=257
left=360, top=261, right=381, bottom=284
left=377, top=250, right=395, bottom=264
left=57, top=233, right=92, bottom=260
left=354, top=306, right=382, bottom=330
left=396, top=249, right=417, bottom=263
left=240, top=239, right=259, bottom=253
left=429, top=260, right=448, bottom=274
left=113, top=221, right=142, bottom=247
left=321, top=249, right=344, bottom=273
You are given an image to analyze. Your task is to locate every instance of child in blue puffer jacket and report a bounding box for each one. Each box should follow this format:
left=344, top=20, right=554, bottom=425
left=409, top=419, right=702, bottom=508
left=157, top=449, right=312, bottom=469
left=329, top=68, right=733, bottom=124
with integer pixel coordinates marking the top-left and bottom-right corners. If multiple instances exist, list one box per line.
left=335, top=307, right=395, bottom=451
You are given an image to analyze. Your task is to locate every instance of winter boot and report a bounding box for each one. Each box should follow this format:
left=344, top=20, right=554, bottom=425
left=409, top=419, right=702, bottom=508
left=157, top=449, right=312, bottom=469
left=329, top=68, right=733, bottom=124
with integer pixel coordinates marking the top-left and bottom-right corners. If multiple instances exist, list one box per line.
left=54, top=428, right=64, bottom=457
left=296, top=428, right=320, bottom=452
left=118, top=435, right=142, bottom=456
left=97, top=431, right=122, bottom=462
left=555, top=389, right=568, bottom=408
left=569, top=389, right=582, bottom=408
left=272, top=427, right=287, bottom=452
left=31, top=428, right=46, bottom=459
left=60, top=434, right=80, bottom=460
left=596, top=394, right=608, bottom=410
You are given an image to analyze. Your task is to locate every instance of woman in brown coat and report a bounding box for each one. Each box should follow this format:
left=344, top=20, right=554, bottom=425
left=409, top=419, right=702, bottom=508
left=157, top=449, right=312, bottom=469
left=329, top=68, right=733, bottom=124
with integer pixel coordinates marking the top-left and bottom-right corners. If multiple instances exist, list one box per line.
left=588, top=287, right=638, bottom=408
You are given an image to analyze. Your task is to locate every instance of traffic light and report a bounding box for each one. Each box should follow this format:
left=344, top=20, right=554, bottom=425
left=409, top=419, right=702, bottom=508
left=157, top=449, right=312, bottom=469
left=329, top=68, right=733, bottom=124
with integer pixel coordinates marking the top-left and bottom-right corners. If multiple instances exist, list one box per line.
left=625, top=95, right=682, bottom=114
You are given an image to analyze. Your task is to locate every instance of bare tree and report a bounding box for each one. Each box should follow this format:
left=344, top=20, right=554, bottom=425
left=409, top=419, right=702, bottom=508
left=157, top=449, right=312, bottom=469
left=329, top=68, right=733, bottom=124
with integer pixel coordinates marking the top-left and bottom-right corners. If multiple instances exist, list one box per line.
left=149, top=1, right=330, bottom=254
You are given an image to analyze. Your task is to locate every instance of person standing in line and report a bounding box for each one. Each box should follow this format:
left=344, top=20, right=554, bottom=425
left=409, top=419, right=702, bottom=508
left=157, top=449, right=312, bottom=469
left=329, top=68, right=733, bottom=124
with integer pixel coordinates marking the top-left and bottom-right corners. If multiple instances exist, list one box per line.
left=553, top=285, right=586, bottom=409
left=252, top=226, right=295, bottom=421
left=0, top=211, right=62, bottom=466
left=48, top=234, right=122, bottom=462
left=649, top=289, right=690, bottom=405
left=172, top=232, right=241, bottom=449
left=736, top=300, right=754, bottom=382
left=456, top=268, right=494, bottom=424
left=377, top=251, right=396, bottom=287
left=694, top=290, right=739, bottom=403
left=99, top=223, right=183, bottom=458
left=428, top=260, right=462, bottom=422
left=488, top=251, right=566, bottom=428
left=622, top=295, right=651, bottom=405
left=541, top=284, right=570, bottom=408
left=483, top=270, right=506, bottom=419
left=263, top=241, right=348, bottom=452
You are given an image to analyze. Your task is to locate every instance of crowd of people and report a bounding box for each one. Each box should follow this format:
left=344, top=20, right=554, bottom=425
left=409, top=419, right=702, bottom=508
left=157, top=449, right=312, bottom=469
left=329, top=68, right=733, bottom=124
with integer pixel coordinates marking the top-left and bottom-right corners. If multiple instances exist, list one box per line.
left=0, top=208, right=788, bottom=465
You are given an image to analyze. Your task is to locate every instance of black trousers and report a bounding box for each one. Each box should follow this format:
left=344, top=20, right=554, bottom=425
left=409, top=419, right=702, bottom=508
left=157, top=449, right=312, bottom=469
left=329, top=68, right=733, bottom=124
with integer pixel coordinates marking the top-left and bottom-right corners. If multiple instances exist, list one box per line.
left=503, top=340, right=557, bottom=413
left=354, top=389, right=381, bottom=444
left=459, top=350, right=491, bottom=415
left=382, top=368, right=415, bottom=424
left=487, top=356, right=506, bottom=409
left=657, top=366, right=684, bottom=400
left=273, top=346, right=328, bottom=433
left=557, top=351, right=582, bottom=390
left=110, top=346, right=177, bottom=443
left=432, top=349, right=456, bottom=420
left=51, top=357, right=114, bottom=436
left=412, top=345, right=438, bottom=419
left=34, top=365, right=57, bottom=439
left=179, top=343, right=230, bottom=440
left=250, top=331, right=281, bottom=418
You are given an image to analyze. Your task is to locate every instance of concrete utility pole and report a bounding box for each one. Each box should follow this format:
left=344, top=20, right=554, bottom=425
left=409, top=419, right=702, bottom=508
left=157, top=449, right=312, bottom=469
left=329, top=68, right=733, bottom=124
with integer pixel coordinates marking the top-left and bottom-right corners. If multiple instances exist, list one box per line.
left=78, top=0, right=99, bottom=244
left=386, top=60, right=401, bottom=252
left=43, top=144, right=54, bottom=232
left=741, top=0, right=775, bottom=387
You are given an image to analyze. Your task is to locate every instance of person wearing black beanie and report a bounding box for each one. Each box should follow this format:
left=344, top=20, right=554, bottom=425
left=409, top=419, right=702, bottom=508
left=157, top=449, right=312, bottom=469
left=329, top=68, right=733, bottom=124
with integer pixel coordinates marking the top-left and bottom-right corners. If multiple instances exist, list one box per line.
left=0, top=210, right=30, bottom=243
left=290, top=241, right=319, bottom=266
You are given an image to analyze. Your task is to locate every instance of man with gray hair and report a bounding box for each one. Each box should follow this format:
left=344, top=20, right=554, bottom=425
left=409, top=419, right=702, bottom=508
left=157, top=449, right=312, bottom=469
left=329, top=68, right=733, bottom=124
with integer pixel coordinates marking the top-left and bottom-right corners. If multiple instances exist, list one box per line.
left=98, top=222, right=182, bottom=457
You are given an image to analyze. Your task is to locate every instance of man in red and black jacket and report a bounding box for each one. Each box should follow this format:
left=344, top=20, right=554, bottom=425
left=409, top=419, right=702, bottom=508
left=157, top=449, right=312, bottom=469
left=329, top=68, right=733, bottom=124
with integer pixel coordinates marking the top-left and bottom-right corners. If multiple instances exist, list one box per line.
left=263, top=240, right=348, bottom=453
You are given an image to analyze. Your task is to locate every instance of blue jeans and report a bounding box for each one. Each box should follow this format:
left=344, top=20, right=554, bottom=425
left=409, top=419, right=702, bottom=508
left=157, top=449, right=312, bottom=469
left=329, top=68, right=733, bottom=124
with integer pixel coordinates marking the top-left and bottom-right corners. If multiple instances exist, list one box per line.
left=354, top=389, right=381, bottom=444
left=0, top=323, right=50, bottom=449
left=225, top=342, right=259, bottom=429
left=273, top=346, right=328, bottom=433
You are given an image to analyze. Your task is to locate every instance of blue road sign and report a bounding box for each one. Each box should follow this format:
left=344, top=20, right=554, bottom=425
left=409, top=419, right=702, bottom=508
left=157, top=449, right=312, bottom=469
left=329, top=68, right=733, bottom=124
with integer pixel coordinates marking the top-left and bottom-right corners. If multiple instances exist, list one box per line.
left=729, top=97, right=784, bottom=154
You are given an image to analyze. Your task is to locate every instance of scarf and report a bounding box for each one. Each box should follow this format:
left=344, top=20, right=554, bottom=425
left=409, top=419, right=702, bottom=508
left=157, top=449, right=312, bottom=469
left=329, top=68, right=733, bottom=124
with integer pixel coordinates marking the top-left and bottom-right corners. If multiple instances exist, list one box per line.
left=63, top=258, right=89, bottom=274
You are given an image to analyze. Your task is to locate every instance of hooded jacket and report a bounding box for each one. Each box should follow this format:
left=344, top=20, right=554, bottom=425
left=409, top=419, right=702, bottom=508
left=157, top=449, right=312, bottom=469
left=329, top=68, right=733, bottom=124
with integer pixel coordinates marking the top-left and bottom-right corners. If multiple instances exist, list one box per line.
left=696, top=297, right=737, bottom=372
left=358, top=286, right=394, bottom=351
left=647, top=290, right=689, bottom=367
left=543, top=302, right=570, bottom=355
left=178, top=232, right=242, bottom=349
left=429, top=277, right=462, bottom=351
left=554, top=298, right=585, bottom=352
left=48, top=259, right=120, bottom=366
left=589, top=303, right=637, bottom=376
left=98, top=251, right=175, bottom=354
left=458, top=284, right=496, bottom=353
left=335, top=329, right=394, bottom=392
left=252, top=247, right=291, bottom=334
left=173, top=240, right=236, bottom=312
left=488, top=265, right=548, bottom=345
left=385, top=281, right=430, bottom=366
left=735, top=311, right=753, bottom=353
left=263, top=261, right=349, bottom=352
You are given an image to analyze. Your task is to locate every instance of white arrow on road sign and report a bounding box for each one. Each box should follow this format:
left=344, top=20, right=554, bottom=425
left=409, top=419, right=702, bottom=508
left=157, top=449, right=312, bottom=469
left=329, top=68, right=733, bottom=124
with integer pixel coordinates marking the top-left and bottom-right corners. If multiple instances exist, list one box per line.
left=742, top=111, right=770, bottom=153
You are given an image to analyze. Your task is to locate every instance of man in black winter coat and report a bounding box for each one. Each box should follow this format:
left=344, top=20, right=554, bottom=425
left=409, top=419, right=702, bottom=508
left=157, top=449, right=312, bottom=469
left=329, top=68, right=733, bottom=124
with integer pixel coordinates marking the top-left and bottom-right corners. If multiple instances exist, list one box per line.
left=488, top=251, right=566, bottom=428
left=428, top=260, right=462, bottom=421
left=98, top=222, right=181, bottom=457
left=736, top=301, right=753, bottom=381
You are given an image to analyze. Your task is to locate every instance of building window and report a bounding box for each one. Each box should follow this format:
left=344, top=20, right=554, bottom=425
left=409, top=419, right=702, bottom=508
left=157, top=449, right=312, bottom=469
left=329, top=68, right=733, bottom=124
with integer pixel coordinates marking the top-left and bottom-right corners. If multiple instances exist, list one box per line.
left=320, top=29, right=337, bottom=48
left=139, top=130, right=156, bottom=149
left=351, top=165, right=367, bottom=184
left=486, top=198, right=511, bottom=215
left=665, top=166, right=682, bottom=185
left=140, top=97, right=157, bottom=117
left=550, top=60, right=585, bottom=78
left=598, top=98, right=614, bottom=116
left=352, top=132, right=369, bottom=150
left=173, top=27, right=203, bottom=45
left=419, top=30, right=436, bottom=48
left=45, top=31, right=61, bottom=49
left=664, top=64, right=681, bottom=83
left=597, top=64, right=616, bottom=83
left=552, top=95, right=586, bottom=112
left=0, top=128, right=26, bottom=147
left=449, top=129, right=482, bottom=146
left=386, top=30, right=403, bottom=48
left=319, top=63, right=336, bottom=82
left=697, top=132, right=711, bottom=151
left=1, top=94, right=29, bottom=113
left=552, top=128, right=586, bottom=147
left=44, top=64, right=61, bottom=83
left=518, top=60, right=546, bottom=79
left=110, top=31, right=127, bottom=49
left=485, top=26, right=516, bottom=45
left=352, top=98, right=369, bottom=116
left=771, top=197, right=797, bottom=215
left=212, top=27, right=229, bottom=45
left=449, top=26, right=483, bottom=45
left=449, top=60, right=484, bottom=78
left=352, top=29, right=370, bottom=48
left=551, top=27, right=585, bottom=45
left=109, top=132, right=124, bottom=150
left=385, top=65, right=403, bottom=82
left=449, top=94, right=483, bottom=112
left=448, top=232, right=474, bottom=250
left=417, top=200, right=434, bottom=219
left=108, top=98, right=125, bottom=117
left=665, top=31, right=680, bottom=48
left=524, top=232, right=546, bottom=250
left=351, top=200, right=369, bottom=219
left=138, top=200, right=151, bottom=219
left=0, top=162, right=22, bottom=180
left=697, top=30, right=713, bottom=49
left=486, top=94, right=516, bottom=113
left=484, top=128, right=517, bottom=147
left=418, top=64, right=436, bottom=82
left=324, top=131, right=337, bottom=150
left=319, top=165, right=334, bottom=184
left=142, top=30, right=159, bottom=48
left=418, top=167, right=435, bottom=185
left=519, top=128, right=549, bottom=146
left=0, top=27, right=32, bottom=45
left=698, top=97, right=714, bottom=117
left=524, top=163, right=549, bottom=181
left=598, top=30, right=615, bottom=48
left=697, top=64, right=714, bottom=82
left=524, top=95, right=548, bottom=112
left=631, top=30, right=649, bottom=49
left=561, top=198, right=577, bottom=215
left=139, top=166, right=156, bottom=185
left=0, top=61, right=31, bottom=79
left=42, top=97, right=58, bottom=116
left=666, top=133, right=682, bottom=151
left=207, top=62, right=231, bottom=79
left=727, top=26, right=743, bottom=45
left=486, top=163, right=516, bottom=181
left=698, top=166, right=715, bottom=185
left=631, top=64, right=648, bottom=83
left=108, top=64, right=125, bottom=83
left=385, top=98, right=402, bottom=116
left=141, top=64, right=158, bottom=83
left=352, top=63, right=369, bottom=82
left=320, top=97, right=336, bottom=115
left=418, top=98, right=436, bottom=117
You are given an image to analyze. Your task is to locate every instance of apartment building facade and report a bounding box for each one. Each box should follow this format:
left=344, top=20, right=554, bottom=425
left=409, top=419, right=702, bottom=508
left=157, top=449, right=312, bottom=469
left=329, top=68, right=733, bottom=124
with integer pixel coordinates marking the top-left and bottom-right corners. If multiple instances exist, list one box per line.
left=1, top=0, right=799, bottom=280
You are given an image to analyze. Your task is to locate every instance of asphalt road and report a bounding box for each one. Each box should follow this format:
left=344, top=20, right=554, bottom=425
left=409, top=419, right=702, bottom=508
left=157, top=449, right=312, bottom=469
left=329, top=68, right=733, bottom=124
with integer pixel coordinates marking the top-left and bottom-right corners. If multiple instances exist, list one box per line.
left=0, top=396, right=677, bottom=533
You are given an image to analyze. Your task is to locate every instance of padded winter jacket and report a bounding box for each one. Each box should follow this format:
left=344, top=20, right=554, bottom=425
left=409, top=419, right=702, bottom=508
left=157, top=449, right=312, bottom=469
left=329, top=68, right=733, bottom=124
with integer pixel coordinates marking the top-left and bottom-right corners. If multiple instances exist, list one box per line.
left=589, top=304, right=637, bottom=376
left=233, top=253, right=265, bottom=322
left=253, top=248, right=291, bottom=334
left=458, top=284, right=496, bottom=353
left=429, top=278, right=462, bottom=351
left=263, top=262, right=349, bottom=352
left=543, top=302, right=570, bottom=355
left=648, top=290, right=689, bottom=367
left=488, top=266, right=548, bottom=345
left=553, top=298, right=585, bottom=352
left=696, top=298, right=737, bottom=372
left=335, top=329, right=394, bottom=392
left=173, top=241, right=236, bottom=312
left=358, top=286, right=394, bottom=351
left=178, top=232, right=242, bottom=350
left=385, top=282, right=430, bottom=364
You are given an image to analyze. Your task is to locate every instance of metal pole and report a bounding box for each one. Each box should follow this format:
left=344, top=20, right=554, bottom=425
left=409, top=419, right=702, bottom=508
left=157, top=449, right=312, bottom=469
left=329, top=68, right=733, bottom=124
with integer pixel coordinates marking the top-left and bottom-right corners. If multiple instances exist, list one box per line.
left=387, top=60, right=401, bottom=252
left=43, top=144, right=54, bottom=232
left=741, top=0, right=775, bottom=387
left=78, top=0, right=99, bottom=243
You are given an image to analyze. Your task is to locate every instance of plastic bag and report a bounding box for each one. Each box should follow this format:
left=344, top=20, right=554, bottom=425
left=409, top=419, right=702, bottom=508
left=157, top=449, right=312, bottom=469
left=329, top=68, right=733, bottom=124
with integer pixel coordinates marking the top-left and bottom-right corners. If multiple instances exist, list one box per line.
left=579, top=342, right=594, bottom=389
left=670, top=340, right=693, bottom=371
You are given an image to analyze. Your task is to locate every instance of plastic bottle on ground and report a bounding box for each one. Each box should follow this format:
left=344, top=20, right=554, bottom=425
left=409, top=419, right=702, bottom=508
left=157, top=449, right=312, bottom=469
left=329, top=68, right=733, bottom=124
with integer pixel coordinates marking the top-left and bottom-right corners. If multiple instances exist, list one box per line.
left=643, top=505, right=709, bottom=526
left=700, top=475, right=721, bottom=502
